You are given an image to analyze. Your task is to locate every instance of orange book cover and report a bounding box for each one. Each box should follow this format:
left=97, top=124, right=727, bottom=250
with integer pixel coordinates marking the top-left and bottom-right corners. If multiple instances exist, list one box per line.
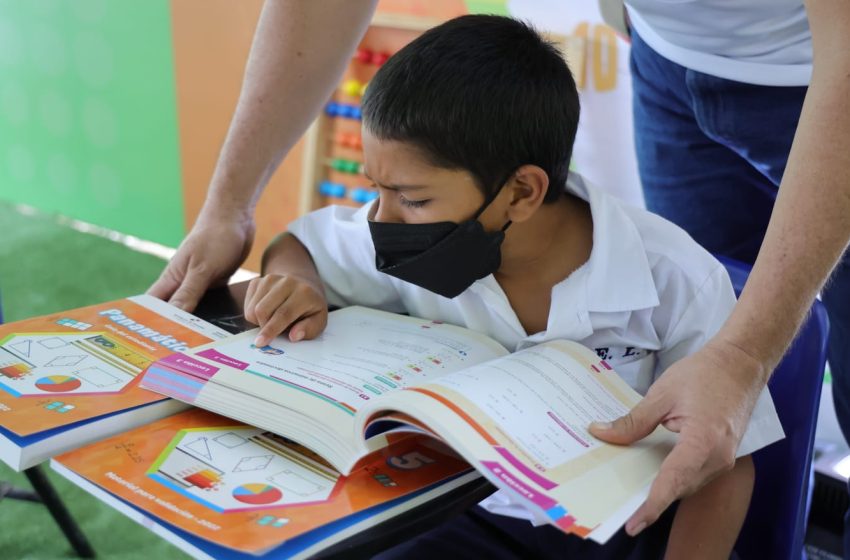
left=0, top=295, right=227, bottom=437
left=53, top=408, right=472, bottom=554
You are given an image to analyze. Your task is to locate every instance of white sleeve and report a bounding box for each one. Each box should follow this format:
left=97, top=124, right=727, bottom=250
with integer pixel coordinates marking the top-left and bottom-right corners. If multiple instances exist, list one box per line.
left=287, top=204, right=405, bottom=312
left=655, top=263, right=736, bottom=375
left=655, top=263, right=784, bottom=456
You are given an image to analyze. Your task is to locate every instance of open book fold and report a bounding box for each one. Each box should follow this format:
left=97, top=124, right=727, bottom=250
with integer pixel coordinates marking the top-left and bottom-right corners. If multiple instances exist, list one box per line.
left=139, top=306, right=784, bottom=543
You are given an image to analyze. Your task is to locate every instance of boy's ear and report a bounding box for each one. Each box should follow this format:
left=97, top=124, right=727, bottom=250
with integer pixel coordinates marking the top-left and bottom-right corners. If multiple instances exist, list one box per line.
left=504, top=165, right=550, bottom=223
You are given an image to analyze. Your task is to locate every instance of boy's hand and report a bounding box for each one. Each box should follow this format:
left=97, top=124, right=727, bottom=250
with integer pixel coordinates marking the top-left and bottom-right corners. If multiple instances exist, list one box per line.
left=244, top=274, right=328, bottom=347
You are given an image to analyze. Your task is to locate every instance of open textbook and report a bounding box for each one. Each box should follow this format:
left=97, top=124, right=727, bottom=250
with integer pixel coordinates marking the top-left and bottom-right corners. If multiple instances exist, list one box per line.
left=140, top=306, right=784, bottom=543
left=0, top=295, right=229, bottom=470
left=52, top=408, right=478, bottom=559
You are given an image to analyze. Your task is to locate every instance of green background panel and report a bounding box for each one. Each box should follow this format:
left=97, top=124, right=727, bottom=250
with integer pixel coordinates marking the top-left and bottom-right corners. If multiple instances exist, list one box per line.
left=466, top=0, right=510, bottom=16
left=0, top=0, right=184, bottom=246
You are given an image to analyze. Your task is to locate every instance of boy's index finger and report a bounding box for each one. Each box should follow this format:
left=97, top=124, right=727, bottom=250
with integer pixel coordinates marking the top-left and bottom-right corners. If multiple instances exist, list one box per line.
left=253, top=297, right=313, bottom=347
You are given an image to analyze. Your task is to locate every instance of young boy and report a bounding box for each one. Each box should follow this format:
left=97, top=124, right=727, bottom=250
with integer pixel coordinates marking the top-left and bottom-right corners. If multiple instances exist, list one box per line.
left=244, top=15, right=780, bottom=559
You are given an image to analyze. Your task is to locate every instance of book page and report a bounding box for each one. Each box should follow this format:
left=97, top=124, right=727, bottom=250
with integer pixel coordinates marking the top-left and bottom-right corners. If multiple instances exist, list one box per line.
left=144, top=307, right=508, bottom=470
left=359, top=340, right=676, bottom=543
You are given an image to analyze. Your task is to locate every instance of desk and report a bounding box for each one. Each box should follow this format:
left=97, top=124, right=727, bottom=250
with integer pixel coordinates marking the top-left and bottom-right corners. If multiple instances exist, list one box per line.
left=189, top=282, right=497, bottom=559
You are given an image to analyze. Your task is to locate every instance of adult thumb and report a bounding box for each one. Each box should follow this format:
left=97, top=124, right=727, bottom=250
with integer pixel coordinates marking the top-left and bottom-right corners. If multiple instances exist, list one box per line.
left=589, top=397, right=666, bottom=445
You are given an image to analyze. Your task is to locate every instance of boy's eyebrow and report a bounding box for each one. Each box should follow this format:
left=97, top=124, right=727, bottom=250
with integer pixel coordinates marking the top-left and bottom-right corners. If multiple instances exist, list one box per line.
left=363, top=170, right=428, bottom=191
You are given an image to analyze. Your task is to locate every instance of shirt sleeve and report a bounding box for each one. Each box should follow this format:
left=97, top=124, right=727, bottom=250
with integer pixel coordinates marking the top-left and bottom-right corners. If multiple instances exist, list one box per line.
left=655, top=263, right=784, bottom=457
left=654, top=263, right=736, bottom=376
left=287, top=204, right=405, bottom=312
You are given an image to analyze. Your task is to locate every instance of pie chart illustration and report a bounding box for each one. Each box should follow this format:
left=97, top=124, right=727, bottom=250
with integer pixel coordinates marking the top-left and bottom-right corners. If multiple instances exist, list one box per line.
left=232, top=483, right=282, bottom=505
left=35, top=375, right=82, bottom=393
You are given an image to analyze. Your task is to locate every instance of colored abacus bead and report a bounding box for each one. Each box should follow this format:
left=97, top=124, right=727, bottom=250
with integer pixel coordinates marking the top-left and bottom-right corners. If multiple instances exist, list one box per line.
left=371, top=52, right=390, bottom=65
left=341, top=79, right=362, bottom=97
left=324, top=102, right=340, bottom=117
left=326, top=102, right=361, bottom=120
left=346, top=105, right=362, bottom=120
left=344, top=160, right=361, bottom=174
left=354, top=48, right=373, bottom=63
left=319, top=181, right=347, bottom=198
left=350, top=133, right=363, bottom=150
left=350, top=188, right=379, bottom=203
left=359, top=82, right=369, bottom=97
left=334, top=132, right=363, bottom=150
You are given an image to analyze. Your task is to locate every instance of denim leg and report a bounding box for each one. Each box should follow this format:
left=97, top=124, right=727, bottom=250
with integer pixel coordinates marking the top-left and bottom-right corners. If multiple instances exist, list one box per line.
left=630, top=31, right=775, bottom=263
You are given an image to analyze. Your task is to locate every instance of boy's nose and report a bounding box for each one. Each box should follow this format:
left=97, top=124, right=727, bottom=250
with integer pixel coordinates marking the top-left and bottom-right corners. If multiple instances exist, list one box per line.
left=372, top=196, right=403, bottom=224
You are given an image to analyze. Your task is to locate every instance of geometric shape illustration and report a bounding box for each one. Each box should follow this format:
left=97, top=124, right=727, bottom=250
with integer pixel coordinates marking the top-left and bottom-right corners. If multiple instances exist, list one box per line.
left=9, top=339, right=32, bottom=357
left=38, top=337, right=69, bottom=349
left=233, top=455, right=273, bottom=473
left=0, top=333, right=137, bottom=397
left=0, top=362, right=32, bottom=379
left=75, top=366, right=121, bottom=387
left=148, top=426, right=342, bottom=513
left=268, top=469, right=323, bottom=496
left=45, top=354, right=87, bottom=367
left=184, top=469, right=222, bottom=490
left=232, top=483, right=282, bottom=505
left=213, top=432, right=248, bottom=449
left=185, top=437, right=213, bottom=461
left=35, top=375, right=82, bottom=392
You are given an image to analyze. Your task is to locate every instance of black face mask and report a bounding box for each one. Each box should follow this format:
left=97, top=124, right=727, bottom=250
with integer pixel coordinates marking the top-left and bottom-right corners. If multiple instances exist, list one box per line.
left=368, top=191, right=511, bottom=299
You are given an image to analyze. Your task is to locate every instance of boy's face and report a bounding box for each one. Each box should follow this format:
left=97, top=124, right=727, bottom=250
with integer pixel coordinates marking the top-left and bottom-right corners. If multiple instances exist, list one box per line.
left=362, top=129, right=503, bottom=228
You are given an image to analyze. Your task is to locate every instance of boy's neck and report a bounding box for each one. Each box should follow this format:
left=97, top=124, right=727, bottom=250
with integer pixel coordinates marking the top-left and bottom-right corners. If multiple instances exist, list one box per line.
left=496, top=193, right=593, bottom=287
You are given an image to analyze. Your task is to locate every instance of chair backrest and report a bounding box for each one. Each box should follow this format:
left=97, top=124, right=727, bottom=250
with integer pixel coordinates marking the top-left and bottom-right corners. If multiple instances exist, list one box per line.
left=720, top=257, right=830, bottom=560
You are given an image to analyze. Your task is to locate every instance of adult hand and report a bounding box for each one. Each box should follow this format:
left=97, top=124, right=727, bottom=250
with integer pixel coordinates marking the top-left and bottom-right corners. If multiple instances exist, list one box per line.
left=589, top=337, right=766, bottom=536
left=148, top=214, right=255, bottom=312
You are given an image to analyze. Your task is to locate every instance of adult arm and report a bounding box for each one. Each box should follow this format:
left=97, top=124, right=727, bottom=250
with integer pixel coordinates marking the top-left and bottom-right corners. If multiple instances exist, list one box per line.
left=148, top=0, right=378, bottom=310
left=591, top=0, right=850, bottom=535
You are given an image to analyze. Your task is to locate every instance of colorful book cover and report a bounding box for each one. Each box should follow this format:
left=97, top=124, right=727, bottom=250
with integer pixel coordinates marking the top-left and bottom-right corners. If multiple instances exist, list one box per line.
left=0, top=295, right=228, bottom=437
left=53, top=408, right=473, bottom=555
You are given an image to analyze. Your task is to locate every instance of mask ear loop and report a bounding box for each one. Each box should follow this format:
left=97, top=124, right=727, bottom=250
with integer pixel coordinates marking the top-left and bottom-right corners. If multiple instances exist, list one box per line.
left=472, top=169, right=518, bottom=230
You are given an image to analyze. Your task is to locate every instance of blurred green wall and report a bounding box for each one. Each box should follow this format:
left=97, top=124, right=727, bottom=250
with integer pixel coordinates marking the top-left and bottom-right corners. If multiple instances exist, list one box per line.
left=0, top=0, right=184, bottom=246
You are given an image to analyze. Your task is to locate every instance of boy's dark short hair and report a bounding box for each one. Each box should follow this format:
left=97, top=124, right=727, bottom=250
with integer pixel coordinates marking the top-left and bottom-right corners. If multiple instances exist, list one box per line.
left=361, top=14, right=579, bottom=204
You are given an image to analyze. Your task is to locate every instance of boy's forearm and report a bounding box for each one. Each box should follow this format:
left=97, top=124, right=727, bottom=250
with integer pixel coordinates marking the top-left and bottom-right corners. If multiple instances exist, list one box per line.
left=664, top=456, right=754, bottom=560
left=261, top=233, right=323, bottom=291
left=201, top=0, right=378, bottom=223
left=718, top=0, right=850, bottom=380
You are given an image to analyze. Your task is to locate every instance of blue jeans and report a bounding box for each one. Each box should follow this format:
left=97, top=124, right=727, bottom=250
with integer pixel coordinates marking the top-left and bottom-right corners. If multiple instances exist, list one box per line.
left=630, top=30, right=850, bottom=556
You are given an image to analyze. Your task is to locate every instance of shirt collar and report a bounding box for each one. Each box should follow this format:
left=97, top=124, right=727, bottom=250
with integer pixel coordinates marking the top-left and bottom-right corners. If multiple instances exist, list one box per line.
left=565, top=173, right=660, bottom=313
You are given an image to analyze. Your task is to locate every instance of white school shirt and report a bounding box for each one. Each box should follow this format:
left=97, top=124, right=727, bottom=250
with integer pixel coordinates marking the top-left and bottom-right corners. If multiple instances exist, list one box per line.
left=288, top=172, right=783, bottom=522
left=625, top=0, right=811, bottom=86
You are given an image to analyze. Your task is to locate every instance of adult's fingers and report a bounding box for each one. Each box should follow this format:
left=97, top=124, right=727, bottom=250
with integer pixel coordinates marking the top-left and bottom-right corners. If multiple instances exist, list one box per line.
left=625, top=428, right=712, bottom=535
left=589, top=391, right=668, bottom=445
left=147, top=266, right=182, bottom=302
left=167, top=266, right=211, bottom=312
